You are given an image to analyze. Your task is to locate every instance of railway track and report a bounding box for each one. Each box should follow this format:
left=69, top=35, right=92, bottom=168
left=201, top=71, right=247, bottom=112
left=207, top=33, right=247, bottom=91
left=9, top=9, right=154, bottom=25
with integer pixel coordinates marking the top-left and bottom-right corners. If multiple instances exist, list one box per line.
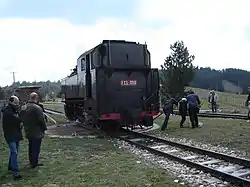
left=172, top=110, right=247, bottom=120
left=117, top=129, right=250, bottom=186
left=44, top=108, right=65, bottom=116
left=45, top=107, right=247, bottom=121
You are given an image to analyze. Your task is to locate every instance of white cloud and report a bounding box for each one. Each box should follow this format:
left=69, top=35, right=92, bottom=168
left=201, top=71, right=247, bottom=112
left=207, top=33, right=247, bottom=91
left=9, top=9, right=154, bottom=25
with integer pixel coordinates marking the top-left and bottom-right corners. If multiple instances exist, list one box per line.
left=1, top=0, right=250, bottom=86
left=136, top=0, right=250, bottom=69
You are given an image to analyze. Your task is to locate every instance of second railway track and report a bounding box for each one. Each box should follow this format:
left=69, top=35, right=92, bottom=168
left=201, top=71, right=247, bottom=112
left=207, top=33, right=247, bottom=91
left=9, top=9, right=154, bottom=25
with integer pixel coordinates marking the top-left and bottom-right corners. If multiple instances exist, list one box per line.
left=117, top=129, right=250, bottom=186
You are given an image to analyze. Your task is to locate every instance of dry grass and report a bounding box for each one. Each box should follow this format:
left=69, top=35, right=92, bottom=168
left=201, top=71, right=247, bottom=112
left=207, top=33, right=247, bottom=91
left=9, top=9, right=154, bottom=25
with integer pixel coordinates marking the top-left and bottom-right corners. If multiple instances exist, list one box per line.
left=153, top=115, right=250, bottom=156
left=0, top=117, right=182, bottom=187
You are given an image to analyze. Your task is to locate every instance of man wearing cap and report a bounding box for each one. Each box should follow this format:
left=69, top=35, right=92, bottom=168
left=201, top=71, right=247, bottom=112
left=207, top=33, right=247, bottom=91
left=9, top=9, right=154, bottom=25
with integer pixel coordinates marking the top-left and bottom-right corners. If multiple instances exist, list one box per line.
left=22, top=92, right=47, bottom=169
left=2, top=95, right=23, bottom=180
left=208, top=90, right=219, bottom=113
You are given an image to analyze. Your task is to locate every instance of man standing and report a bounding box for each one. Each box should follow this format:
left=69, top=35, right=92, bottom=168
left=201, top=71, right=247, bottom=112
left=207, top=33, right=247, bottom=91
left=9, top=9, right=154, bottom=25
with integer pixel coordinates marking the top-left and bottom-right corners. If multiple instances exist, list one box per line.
left=208, top=90, right=219, bottom=113
left=161, top=95, right=178, bottom=131
left=245, top=91, right=250, bottom=122
left=22, top=92, right=47, bottom=168
left=187, top=91, right=201, bottom=128
left=2, top=96, right=23, bottom=180
left=178, top=97, right=188, bottom=128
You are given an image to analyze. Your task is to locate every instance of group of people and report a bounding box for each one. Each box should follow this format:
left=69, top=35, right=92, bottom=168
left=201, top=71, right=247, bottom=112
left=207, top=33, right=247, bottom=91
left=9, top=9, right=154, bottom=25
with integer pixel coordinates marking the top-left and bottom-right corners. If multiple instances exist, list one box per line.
left=2, top=92, right=47, bottom=180
left=161, top=90, right=201, bottom=131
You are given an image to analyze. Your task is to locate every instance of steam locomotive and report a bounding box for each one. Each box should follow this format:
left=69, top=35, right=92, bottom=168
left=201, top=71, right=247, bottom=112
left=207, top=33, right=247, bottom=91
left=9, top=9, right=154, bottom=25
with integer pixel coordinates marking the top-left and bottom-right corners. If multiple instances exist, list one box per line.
left=61, top=40, right=160, bottom=130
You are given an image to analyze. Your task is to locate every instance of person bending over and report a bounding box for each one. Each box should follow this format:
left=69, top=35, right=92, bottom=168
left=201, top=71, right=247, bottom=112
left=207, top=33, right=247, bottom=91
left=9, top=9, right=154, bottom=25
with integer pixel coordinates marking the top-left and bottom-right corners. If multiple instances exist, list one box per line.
left=161, top=96, right=178, bottom=131
left=187, top=91, right=201, bottom=128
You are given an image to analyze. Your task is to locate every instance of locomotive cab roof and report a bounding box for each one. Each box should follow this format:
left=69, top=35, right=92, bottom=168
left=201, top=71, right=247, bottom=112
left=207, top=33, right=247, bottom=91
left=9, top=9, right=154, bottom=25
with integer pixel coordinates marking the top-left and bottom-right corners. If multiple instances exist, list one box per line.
left=77, top=40, right=143, bottom=60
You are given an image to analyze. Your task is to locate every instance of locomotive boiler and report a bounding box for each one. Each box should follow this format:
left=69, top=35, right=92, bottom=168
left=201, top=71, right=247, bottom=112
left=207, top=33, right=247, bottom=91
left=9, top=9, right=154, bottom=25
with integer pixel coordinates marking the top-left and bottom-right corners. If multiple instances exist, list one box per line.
left=61, top=40, right=160, bottom=130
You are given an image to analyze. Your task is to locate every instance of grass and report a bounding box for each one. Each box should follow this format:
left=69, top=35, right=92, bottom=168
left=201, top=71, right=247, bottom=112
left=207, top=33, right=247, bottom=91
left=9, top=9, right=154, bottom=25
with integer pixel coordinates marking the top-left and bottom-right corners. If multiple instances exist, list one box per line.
left=153, top=115, right=250, bottom=155
left=0, top=120, right=182, bottom=186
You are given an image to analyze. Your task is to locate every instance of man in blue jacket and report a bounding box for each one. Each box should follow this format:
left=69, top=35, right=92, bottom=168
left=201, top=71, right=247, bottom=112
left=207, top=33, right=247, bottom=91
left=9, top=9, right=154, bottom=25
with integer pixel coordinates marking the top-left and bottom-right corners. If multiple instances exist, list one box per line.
left=2, top=96, right=23, bottom=180
left=186, top=91, right=201, bottom=128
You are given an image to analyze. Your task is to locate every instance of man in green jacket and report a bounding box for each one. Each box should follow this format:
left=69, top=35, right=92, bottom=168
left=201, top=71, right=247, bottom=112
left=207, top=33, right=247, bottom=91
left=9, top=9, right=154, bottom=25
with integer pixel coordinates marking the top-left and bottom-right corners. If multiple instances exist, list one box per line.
left=2, top=96, right=23, bottom=180
left=22, top=92, right=47, bottom=168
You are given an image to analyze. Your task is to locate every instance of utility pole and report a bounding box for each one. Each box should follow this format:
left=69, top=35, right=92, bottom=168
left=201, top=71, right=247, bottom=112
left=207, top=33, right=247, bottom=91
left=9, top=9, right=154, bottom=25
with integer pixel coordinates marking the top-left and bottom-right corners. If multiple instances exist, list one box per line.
left=11, top=72, right=16, bottom=84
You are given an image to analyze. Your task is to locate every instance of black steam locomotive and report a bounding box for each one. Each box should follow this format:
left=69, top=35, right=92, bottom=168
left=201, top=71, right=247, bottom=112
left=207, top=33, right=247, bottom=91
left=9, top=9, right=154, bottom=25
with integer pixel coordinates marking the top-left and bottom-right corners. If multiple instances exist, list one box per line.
left=61, top=40, right=160, bottom=130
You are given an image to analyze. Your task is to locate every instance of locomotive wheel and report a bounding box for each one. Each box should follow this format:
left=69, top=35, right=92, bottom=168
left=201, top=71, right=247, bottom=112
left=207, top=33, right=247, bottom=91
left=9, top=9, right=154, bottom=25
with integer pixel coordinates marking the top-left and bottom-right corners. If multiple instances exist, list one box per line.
left=143, top=116, right=153, bottom=127
left=64, top=104, right=74, bottom=121
left=95, top=120, right=103, bottom=130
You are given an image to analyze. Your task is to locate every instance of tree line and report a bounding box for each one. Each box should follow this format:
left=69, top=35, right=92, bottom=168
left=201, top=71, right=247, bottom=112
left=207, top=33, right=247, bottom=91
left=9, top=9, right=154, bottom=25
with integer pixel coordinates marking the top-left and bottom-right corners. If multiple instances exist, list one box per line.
left=0, top=81, right=61, bottom=101
left=160, top=41, right=250, bottom=97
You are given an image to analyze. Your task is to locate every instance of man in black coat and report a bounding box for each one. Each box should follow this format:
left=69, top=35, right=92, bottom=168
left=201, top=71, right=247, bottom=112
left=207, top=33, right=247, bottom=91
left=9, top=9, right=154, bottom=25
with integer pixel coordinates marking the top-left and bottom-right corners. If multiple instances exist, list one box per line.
left=186, top=91, right=201, bottom=128
left=2, top=96, right=23, bottom=180
left=22, top=92, right=47, bottom=168
left=161, top=96, right=178, bottom=131
left=179, top=97, right=188, bottom=128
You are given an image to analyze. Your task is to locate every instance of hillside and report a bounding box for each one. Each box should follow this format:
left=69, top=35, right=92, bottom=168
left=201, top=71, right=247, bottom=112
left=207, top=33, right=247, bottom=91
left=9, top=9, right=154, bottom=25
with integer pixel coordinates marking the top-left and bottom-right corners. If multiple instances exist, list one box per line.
left=190, top=67, right=250, bottom=94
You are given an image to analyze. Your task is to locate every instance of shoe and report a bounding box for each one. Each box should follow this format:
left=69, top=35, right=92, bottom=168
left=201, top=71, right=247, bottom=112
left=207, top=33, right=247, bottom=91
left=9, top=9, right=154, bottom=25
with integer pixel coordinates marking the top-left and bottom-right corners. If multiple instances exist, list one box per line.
left=30, top=163, right=44, bottom=168
left=13, top=174, right=22, bottom=180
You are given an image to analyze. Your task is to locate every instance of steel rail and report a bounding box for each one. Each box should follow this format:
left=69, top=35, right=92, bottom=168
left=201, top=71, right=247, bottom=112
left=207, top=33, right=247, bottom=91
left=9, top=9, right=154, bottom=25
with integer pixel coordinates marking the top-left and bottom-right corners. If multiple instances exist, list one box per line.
left=117, top=130, right=250, bottom=186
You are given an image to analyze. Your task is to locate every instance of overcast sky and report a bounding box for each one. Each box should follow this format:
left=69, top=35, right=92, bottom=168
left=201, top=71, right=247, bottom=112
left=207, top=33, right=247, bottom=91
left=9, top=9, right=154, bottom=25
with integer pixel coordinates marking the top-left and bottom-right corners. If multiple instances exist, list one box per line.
left=0, top=0, right=250, bottom=86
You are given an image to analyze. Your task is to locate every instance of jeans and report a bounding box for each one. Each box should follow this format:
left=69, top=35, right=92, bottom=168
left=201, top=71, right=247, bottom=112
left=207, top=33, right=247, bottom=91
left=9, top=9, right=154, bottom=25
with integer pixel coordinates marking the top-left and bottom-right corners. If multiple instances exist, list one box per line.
left=28, top=138, right=42, bottom=167
left=180, top=114, right=186, bottom=127
left=8, top=140, right=20, bottom=176
left=161, top=113, right=170, bottom=131
left=211, top=102, right=217, bottom=113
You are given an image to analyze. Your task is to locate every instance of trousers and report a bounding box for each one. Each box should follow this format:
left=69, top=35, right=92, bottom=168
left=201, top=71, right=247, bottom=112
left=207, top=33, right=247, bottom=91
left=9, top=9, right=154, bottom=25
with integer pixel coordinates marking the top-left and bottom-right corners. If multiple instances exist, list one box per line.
left=188, top=107, right=199, bottom=128
left=161, top=113, right=170, bottom=131
left=28, top=138, right=42, bottom=167
left=211, top=102, right=217, bottom=113
left=180, top=114, right=186, bottom=127
left=8, top=140, right=20, bottom=176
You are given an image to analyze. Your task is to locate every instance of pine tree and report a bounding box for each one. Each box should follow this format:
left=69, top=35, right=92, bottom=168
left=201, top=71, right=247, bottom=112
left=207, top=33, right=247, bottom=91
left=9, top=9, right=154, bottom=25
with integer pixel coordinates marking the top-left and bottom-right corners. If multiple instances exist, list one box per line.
left=161, top=41, right=197, bottom=98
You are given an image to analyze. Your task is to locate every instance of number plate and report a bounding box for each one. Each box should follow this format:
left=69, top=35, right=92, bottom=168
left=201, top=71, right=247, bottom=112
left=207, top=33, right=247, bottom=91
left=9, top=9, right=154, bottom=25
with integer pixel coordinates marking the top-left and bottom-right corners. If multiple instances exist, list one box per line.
left=121, top=80, right=137, bottom=86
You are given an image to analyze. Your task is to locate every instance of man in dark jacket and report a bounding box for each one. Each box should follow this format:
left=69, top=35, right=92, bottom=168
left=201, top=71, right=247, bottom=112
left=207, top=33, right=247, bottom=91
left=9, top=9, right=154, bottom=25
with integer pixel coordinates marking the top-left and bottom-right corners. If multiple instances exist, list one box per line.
left=161, top=96, right=178, bottom=131
left=22, top=92, right=47, bottom=168
left=186, top=91, right=201, bottom=128
left=2, top=96, right=23, bottom=180
left=179, top=97, right=188, bottom=128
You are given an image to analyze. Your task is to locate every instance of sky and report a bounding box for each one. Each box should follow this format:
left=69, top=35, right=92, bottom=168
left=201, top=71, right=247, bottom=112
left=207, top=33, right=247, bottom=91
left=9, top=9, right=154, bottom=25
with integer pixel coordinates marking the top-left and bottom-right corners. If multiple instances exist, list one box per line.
left=0, top=0, right=250, bottom=86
